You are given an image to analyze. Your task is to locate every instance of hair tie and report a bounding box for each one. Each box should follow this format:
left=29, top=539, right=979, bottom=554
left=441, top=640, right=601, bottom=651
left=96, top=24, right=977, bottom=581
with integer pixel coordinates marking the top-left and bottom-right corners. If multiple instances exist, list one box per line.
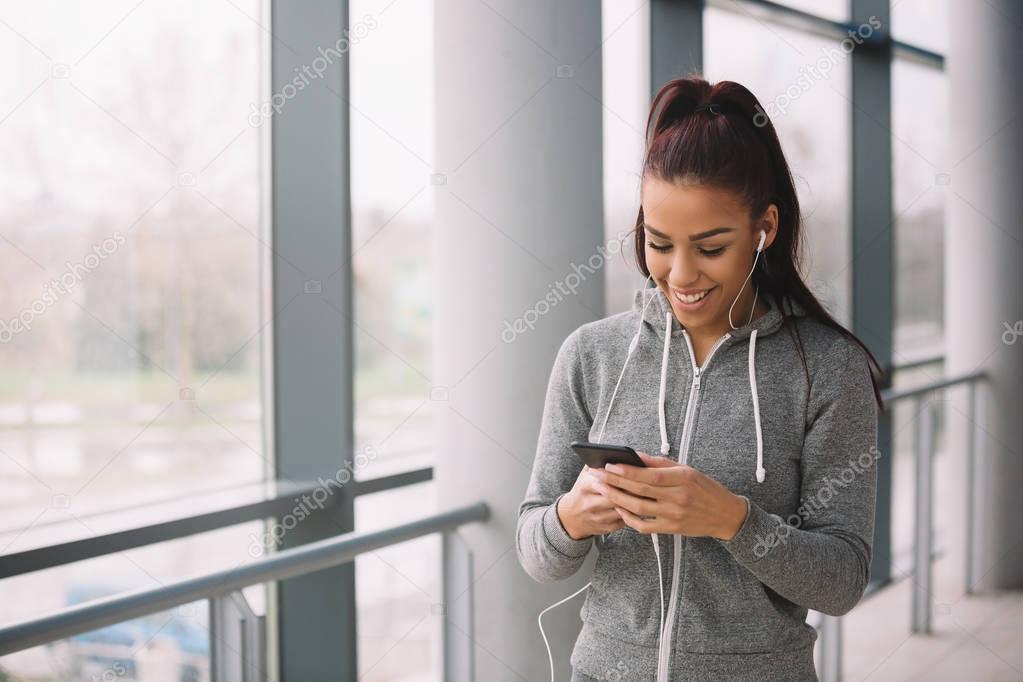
left=694, top=101, right=722, bottom=115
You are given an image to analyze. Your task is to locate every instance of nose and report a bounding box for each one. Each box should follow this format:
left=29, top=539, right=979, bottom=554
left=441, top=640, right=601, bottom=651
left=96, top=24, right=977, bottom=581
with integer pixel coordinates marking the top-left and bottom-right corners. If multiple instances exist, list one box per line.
left=666, top=249, right=700, bottom=289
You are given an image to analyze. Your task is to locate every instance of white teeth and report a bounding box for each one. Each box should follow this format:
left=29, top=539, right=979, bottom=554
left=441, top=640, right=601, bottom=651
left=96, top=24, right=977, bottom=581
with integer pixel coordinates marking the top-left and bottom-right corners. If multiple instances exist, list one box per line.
left=674, top=289, right=709, bottom=304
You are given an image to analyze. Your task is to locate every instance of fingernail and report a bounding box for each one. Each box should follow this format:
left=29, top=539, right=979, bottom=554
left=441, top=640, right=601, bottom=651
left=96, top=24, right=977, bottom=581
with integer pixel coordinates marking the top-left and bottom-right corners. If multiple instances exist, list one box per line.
left=605, top=464, right=623, bottom=474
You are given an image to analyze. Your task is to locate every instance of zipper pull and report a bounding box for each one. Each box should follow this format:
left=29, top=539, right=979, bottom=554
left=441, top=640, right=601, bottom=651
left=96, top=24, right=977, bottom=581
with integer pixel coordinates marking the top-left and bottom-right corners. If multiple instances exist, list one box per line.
left=693, top=368, right=701, bottom=390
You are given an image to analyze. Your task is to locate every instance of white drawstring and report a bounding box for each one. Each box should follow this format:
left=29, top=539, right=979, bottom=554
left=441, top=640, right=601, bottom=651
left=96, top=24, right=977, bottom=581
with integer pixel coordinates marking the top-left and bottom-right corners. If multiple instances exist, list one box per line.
left=657, top=311, right=672, bottom=456
left=749, top=328, right=765, bottom=482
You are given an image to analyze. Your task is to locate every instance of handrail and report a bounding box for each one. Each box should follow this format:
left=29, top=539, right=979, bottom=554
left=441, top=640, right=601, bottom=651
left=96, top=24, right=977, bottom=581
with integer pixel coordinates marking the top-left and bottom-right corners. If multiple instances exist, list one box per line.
left=816, top=369, right=986, bottom=682
left=0, top=501, right=489, bottom=656
left=0, top=467, right=434, bottom=580
left=881, top=370, right=985, bottom=403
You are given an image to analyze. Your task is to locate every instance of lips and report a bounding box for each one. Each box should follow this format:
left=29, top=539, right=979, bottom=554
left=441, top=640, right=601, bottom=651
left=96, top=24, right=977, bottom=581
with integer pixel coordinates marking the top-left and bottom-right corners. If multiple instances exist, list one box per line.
left=670, top=286, right=717, bottom=310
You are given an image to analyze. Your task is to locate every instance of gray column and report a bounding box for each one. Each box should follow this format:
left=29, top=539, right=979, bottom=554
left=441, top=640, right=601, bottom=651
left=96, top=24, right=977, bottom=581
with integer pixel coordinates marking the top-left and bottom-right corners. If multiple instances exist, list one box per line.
left=434, top=1, right=604, bottom=678
left=850, top=0, right=893, bottom=589
left=650, top=0, right=702, bottom=98
left=946, top=0, right=1023, bottom=590
left=271, top=1, right=356, bottom=679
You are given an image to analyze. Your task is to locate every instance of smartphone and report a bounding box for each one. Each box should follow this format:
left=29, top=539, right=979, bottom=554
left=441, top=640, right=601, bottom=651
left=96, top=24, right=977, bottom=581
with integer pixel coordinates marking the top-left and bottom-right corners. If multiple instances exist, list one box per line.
left=570, top=441, right=646, bottom=469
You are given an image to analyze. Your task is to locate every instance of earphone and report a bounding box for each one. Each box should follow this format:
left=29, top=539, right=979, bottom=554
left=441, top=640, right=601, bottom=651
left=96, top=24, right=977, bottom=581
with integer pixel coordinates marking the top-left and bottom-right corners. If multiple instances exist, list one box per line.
left=727, top=229, right=767, bottom=330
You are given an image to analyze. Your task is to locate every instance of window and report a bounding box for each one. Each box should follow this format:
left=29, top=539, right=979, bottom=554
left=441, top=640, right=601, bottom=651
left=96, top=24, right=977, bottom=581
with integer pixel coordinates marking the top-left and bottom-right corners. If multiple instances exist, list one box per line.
left=891, top=0, right=948, bottom=55
left=349, top=0, right=439, bottom=678
left=892, top=58, right=946, bottom=359
left=0, top=2, right=269, bottom=679
left=704, top=5, right=853, bottom=325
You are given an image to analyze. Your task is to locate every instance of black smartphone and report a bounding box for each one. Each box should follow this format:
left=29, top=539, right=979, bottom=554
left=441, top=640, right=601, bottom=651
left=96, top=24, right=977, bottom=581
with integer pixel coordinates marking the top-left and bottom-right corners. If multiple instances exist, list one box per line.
left=570, top=441, right=646, bottom=469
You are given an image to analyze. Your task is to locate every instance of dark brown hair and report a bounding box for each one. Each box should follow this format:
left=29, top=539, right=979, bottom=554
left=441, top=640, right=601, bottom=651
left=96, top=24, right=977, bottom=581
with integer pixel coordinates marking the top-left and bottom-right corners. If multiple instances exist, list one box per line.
left=634, top=75, right=886, bottom=413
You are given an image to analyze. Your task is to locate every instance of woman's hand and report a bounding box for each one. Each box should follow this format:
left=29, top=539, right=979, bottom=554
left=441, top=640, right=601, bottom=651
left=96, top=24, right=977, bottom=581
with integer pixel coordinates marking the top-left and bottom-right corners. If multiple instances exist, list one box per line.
left=588, top=451, right=749, bottom=540
left=557, top=465, right=627, bottom=540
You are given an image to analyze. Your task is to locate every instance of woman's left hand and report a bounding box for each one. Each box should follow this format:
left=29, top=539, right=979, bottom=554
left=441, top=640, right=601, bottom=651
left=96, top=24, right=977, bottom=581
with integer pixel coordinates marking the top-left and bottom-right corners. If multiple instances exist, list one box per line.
left=588, top=451, right=749, bottom=541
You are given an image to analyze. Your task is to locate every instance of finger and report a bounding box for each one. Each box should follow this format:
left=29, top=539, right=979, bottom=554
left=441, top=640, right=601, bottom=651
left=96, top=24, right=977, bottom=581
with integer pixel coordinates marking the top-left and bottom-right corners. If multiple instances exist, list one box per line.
left=593, top=482, right=658, bottom=517
left=615, top=505, right=654, bottom=534
left=636, top=451, right=679, bottom=468
left=590, top=468, right=659, bottom=499
left=605, top=460, right=680, bottom=486
left=595, top=508, right=623, bottom=525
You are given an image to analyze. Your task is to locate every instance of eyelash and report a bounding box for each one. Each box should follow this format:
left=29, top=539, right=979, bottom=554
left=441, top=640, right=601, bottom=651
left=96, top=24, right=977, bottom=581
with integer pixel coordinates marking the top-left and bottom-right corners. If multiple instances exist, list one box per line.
left=647, top=241, right=726, bottom=257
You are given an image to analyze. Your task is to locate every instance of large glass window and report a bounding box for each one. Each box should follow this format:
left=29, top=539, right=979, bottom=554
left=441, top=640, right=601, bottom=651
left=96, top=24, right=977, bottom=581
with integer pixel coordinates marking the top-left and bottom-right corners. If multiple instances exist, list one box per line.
left=0, top=1, right=269, bottom=679
left=349, top=0, right=439, bottom=679
left=891, top=0, right=948, bottom=55
left=892, top=58, right=946, bottom=358
left=704, top=5, right=853, bottom=326
left=888, top=55, right=947, bottom=574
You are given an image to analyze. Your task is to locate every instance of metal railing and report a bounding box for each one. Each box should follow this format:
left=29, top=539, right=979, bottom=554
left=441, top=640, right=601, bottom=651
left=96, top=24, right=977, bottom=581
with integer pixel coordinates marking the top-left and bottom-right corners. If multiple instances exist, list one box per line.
left=815, top=368, right=987, bottom=681
left=0, top=501, right=488, bottom=665
left=0, top=463, right=485, bottom=681
left=0, top=467, right=434, bottom=580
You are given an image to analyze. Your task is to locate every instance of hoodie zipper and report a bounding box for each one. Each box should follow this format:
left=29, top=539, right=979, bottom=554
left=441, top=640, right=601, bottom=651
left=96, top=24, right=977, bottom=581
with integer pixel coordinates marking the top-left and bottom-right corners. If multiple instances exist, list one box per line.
left=656, top=328, right=731, bottom=680
left=677, top=330, right=730, bottom=464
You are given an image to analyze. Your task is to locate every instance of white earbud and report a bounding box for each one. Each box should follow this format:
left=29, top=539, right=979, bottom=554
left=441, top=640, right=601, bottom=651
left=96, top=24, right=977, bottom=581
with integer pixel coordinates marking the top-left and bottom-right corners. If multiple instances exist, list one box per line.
left=728, top=229, right=767, bottom=330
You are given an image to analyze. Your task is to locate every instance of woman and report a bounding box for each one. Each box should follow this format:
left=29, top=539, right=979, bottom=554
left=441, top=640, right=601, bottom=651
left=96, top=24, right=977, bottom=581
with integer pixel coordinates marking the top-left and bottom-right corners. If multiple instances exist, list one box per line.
left=516, top=75, right=884, bottom=682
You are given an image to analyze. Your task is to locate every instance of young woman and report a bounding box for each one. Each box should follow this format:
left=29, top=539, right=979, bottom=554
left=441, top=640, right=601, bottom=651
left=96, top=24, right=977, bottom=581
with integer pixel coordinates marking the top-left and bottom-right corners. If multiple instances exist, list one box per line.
left=516, top=76, right=885, bottom=682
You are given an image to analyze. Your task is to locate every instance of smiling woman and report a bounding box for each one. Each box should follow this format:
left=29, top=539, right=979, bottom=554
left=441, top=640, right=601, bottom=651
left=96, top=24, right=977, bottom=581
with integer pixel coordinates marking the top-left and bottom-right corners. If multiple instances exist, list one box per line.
left=516, top=75, right=887, bottom=682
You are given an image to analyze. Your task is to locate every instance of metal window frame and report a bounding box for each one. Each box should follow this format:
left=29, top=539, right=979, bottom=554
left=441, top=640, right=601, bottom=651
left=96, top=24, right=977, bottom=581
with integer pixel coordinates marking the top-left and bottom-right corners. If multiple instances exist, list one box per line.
left=269, top=1, right=356, bottom=679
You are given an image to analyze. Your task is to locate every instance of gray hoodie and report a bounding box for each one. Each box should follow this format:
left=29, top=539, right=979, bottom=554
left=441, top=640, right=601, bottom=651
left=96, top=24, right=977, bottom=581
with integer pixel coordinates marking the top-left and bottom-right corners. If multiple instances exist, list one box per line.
left=516, top=285, right=878, bottom=681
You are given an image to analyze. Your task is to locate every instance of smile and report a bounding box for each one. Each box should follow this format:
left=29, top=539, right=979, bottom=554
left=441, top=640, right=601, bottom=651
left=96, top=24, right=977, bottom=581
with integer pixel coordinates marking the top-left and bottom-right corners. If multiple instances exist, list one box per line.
left=670, top=286, right=717, bottom=309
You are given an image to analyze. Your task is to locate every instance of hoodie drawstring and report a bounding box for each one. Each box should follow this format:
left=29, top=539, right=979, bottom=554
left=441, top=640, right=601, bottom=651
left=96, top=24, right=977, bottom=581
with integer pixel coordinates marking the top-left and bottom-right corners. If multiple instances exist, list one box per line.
left=749, top=328, right=765, bottom=483
left=657, top=311, right=672, bottom=456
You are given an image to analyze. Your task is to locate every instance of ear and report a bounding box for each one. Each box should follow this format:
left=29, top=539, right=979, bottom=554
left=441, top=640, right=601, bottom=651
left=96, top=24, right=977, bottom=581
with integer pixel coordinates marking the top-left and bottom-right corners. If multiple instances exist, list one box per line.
left=758, top=204, right=779, bottom=250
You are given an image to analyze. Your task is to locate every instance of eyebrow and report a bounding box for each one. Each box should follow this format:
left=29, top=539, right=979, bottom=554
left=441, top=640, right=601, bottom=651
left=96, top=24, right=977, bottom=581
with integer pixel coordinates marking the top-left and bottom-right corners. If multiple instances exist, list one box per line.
left=643, top=223, right=736, bottom=241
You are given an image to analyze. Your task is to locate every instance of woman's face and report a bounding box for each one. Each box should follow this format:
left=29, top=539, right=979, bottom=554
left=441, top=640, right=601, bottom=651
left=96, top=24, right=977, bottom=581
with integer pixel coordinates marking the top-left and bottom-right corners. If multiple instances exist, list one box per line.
left=640, top=176, right=777, bottom=336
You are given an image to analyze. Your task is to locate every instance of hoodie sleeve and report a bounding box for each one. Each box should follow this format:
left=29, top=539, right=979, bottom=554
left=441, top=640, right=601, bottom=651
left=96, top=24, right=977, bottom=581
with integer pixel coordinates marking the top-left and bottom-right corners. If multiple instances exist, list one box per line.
left=516, top=328, right=595, bottom=583
left=719, top=337, right=879, bottom=616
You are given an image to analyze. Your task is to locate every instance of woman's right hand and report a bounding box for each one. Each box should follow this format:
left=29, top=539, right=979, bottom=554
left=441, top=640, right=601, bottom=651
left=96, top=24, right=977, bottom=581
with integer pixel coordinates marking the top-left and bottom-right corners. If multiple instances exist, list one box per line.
left=557, top=465, right=626, bottom=540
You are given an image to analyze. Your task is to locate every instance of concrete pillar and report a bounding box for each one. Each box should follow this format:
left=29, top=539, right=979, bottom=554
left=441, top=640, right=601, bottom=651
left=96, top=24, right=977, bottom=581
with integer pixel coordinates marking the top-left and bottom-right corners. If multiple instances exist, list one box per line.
left=434, top=0, right=604, bottom=678
left=946, top=0, right=1023, bottom=590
